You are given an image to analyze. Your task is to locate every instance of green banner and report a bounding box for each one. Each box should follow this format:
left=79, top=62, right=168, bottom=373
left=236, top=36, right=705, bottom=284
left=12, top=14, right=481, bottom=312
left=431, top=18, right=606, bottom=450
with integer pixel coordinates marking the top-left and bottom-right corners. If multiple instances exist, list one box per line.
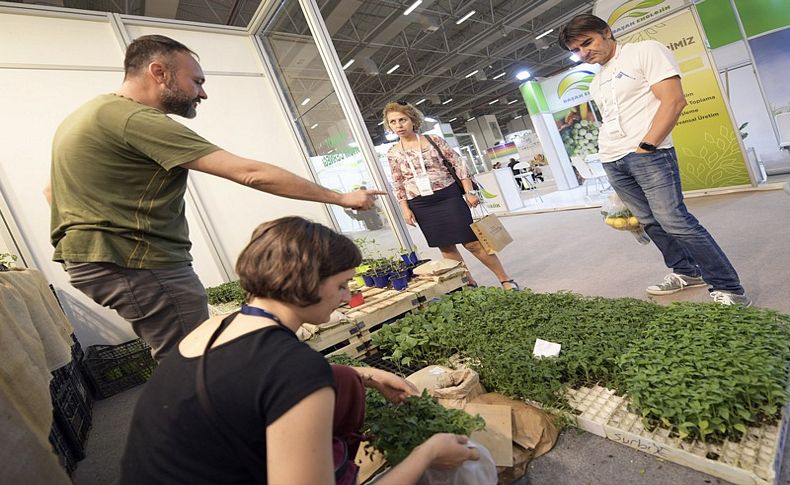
left=519, top=81, right=549, bottom=115
left=620, top=9, right=751, bottom=189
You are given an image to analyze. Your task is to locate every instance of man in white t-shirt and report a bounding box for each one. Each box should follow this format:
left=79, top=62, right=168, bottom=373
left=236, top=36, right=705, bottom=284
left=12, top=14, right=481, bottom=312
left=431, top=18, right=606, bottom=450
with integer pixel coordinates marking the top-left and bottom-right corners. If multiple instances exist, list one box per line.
left=558, top=15, right=750, bottom=306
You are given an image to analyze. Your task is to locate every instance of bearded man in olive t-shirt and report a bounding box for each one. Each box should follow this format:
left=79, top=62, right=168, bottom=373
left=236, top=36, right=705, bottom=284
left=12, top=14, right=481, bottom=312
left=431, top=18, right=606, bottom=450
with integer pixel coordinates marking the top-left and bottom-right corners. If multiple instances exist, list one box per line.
left=49, top=35, right=384, bottom=361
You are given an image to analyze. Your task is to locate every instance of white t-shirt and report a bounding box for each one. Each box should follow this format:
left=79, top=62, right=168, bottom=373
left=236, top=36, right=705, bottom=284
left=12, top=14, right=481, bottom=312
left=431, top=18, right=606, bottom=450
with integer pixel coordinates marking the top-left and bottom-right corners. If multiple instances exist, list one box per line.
left=590, top=40, right=681, bottom=162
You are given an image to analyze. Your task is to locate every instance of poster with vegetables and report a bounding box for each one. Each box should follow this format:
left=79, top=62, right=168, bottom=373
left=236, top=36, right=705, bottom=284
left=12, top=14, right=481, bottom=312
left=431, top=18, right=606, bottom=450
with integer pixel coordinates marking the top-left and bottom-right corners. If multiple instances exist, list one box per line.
left=553, top=102, right=601, bottom=157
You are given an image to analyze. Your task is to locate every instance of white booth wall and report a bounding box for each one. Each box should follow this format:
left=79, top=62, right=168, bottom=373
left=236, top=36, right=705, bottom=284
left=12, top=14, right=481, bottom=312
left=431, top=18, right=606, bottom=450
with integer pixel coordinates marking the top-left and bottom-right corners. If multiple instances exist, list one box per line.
left=0, top=10, right=331, bottom=346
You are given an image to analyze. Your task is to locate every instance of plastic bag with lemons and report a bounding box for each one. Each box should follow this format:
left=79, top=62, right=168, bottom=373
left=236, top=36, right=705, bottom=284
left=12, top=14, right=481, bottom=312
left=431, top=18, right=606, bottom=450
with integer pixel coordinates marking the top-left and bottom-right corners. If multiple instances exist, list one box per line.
left=601, top=193, right=651, bottom=245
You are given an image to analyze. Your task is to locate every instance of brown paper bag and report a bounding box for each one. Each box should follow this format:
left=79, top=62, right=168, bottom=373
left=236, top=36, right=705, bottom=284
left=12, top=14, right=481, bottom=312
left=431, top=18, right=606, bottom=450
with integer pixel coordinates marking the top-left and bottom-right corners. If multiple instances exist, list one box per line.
left=470, top=214, right=513, bottom=254
left=431, top=368, right=486, bottom=409
left=470, top=393, right=559, bottom=482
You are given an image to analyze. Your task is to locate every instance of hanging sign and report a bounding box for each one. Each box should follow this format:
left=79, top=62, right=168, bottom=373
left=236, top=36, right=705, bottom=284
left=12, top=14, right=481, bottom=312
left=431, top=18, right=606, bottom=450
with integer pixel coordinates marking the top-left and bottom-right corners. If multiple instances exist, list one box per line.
left=593, top=0, right=689, bottom=36
left=541, top=63, right=601, bottom=113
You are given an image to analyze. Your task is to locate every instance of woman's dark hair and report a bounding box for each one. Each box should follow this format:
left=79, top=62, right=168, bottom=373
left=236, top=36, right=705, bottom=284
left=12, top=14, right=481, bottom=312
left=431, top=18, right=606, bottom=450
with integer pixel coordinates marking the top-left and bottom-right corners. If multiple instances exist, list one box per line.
left=558, top=14, right=614, bottom=51
left=235, top=217, right=361, bottom=307
left=124, top=35, right=198, bottom=78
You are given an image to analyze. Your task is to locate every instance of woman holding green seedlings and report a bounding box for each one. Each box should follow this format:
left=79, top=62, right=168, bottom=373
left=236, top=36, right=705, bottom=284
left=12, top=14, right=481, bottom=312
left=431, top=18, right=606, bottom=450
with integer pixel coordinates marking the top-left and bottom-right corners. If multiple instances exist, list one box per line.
left=120, top=217, right=479, bottom=484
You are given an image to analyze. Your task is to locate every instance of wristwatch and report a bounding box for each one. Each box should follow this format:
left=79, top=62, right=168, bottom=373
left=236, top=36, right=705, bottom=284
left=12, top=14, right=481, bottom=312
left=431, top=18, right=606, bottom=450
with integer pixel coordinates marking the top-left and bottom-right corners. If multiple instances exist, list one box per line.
left=465, top=191, right=477, bottom=196
left=638, top=141, right=657, bottom=152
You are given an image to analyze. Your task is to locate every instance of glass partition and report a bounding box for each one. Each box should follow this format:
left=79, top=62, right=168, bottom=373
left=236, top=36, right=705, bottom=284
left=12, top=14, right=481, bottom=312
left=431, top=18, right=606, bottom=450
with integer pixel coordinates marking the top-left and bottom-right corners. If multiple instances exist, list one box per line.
left=258, top=1, right=403, bottom=259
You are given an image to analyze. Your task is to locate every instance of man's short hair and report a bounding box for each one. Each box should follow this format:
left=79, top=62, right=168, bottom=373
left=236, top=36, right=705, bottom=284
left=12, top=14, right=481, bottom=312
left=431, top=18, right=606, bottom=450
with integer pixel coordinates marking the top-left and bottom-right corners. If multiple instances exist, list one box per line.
left=124, top=35, right=198, bottom=78
left=558, top=14, right=614, bottom=51
left=235, top=217, right=362, bottom=307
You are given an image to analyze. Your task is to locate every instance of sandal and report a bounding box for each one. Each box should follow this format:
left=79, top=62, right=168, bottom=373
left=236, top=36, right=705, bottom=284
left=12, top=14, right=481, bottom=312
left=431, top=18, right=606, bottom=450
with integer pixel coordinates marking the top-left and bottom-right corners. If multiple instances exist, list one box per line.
left=500, top=279, right=521, bottom=291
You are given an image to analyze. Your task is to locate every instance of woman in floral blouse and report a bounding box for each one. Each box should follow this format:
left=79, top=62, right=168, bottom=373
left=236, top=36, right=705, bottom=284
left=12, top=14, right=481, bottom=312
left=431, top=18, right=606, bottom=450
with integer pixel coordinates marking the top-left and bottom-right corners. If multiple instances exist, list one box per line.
left=383, top=101, right=518, bottom=290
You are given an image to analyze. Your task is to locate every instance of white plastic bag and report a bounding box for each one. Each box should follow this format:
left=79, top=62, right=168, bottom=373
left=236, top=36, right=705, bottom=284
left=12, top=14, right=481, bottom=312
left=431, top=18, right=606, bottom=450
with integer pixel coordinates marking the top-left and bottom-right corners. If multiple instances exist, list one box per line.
left=416, top=440, right=497, bottom=485
left=600, top=193, right=651, bottom=245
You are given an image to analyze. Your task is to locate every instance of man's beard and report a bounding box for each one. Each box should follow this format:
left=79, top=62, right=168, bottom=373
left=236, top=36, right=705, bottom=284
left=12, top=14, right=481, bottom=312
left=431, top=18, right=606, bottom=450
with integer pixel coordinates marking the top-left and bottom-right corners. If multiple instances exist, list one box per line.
left=161, top=77, right=198, bottom=118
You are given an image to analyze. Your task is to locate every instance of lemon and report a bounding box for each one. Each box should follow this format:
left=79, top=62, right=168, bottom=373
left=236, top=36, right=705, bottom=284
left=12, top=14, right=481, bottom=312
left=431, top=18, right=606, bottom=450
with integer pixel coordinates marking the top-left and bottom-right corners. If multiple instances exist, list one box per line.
left=605, top=217, right=616, bottom=226
left=628, top=216, right=640, bottom=228
left=612, top=218, right=627, bottom=229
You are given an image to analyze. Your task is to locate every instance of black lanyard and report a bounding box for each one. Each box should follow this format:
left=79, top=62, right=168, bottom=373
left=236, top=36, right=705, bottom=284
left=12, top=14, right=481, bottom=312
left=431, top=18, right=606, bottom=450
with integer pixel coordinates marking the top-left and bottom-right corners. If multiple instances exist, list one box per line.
left=240, top=304, right=294, bottom=336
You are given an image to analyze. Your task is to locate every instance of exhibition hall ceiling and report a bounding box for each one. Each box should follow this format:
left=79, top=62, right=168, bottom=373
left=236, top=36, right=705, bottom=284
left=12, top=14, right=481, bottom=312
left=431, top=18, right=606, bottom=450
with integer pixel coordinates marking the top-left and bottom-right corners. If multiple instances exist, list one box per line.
left=11, top=0, right=593, bottom=140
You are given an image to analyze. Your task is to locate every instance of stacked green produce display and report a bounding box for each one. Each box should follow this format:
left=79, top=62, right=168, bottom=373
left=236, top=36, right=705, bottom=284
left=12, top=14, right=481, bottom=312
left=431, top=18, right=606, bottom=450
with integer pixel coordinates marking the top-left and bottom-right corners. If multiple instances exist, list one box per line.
left=371, top=288, right=790, bottom=443
left=562, top=119, right=600, bottom=157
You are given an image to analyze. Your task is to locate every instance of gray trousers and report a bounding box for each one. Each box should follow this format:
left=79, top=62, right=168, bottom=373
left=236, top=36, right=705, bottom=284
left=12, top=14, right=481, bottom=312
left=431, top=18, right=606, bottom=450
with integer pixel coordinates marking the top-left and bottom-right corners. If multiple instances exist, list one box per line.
left=65, top=262, right=209, bottom=362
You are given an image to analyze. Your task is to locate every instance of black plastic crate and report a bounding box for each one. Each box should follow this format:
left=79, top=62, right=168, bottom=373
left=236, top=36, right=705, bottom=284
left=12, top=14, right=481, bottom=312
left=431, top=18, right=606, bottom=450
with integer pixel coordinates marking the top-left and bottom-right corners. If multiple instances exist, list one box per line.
left=50, top=362, right=92, bottom=455
left=83, top=339, right=157, bottom=399
left=362, top=351, right=424, bottom=377
left=49, top=419, right=78, bottom=475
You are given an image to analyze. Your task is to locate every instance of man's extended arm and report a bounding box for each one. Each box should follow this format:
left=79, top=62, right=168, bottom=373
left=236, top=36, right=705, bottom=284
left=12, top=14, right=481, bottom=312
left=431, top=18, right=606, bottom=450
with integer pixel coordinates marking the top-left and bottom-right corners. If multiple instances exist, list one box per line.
left=181, top=150, right=385, bottom=210
left=637, top=76, right=687, bottom=153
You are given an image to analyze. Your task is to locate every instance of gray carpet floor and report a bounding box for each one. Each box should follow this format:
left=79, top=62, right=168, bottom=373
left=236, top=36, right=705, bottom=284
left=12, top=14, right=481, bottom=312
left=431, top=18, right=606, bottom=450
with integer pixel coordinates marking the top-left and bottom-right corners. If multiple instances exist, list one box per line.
left=74, top=187, right=790, bottom=485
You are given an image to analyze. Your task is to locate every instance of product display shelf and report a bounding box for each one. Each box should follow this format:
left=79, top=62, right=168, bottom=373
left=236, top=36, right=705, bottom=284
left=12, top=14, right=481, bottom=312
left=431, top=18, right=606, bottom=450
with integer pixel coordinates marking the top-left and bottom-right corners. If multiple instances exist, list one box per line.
left=321, top=270, right=468, bottom=358
left=564, top=385, right=788, bottom=485
left=407, top=268, right=469, bottom=302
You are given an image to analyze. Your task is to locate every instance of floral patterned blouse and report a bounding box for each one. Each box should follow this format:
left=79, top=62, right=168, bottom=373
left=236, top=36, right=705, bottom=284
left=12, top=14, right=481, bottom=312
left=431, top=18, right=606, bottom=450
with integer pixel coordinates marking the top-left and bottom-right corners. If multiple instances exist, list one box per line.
left=386, top=135, right=470, bottom=201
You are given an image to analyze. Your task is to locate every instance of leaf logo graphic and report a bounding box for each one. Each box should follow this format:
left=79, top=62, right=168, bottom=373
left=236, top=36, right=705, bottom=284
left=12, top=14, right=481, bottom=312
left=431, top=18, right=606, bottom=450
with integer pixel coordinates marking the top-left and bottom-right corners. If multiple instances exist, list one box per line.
left=479, top=189, right=499, bottom=199
left=557, top=71, right=596, bottom=98
left=608, top=0, right=666, bottom=26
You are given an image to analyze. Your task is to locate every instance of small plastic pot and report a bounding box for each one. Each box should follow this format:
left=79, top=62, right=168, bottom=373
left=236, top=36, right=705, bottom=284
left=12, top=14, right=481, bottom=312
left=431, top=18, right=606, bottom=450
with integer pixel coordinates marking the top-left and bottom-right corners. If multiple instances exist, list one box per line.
left=362, top=274, right=375, bottom=287
left=390, top=274, right=409, bottom=291
left=372, top=274, right=390, bottom=288
left=348, top=292, right=365, bottom=308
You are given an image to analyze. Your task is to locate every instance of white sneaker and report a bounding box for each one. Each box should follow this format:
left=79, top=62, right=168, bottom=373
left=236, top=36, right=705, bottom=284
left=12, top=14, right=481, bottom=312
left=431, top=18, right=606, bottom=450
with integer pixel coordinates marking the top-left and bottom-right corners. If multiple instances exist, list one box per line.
left=710, top=291, right=752, bottom=307
left=646, top=273, right=707, bottom=295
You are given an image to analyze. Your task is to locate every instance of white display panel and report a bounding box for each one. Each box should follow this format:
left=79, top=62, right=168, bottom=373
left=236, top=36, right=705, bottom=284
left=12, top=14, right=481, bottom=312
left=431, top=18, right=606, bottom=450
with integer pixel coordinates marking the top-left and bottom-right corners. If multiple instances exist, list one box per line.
left=124, top=25, right=263, bottom=74
left=0, top=12, right=122, bottom=67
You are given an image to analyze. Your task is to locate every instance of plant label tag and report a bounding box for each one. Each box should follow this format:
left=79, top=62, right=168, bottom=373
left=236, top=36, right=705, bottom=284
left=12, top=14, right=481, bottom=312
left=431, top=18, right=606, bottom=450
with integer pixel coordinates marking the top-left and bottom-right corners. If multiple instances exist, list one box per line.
left=533, top=338, right=561, bottom=359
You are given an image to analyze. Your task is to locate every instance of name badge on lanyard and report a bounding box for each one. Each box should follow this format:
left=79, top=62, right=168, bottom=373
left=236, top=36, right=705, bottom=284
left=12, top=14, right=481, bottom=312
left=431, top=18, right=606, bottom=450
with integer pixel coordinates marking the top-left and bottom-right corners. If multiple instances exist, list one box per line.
left=406, top=137, right=434, bottom=196
left=602, top=53, right=627, bottom=139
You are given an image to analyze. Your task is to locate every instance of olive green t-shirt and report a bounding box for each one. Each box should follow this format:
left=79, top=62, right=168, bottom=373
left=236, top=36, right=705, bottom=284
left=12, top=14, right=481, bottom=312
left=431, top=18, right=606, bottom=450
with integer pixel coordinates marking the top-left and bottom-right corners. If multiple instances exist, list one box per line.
left=50, top=94, right=221, bottom=269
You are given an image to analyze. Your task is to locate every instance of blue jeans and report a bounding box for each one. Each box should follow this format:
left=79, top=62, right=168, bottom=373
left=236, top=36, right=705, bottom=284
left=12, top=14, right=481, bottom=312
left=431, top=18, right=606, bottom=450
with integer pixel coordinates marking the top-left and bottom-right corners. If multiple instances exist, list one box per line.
left=602, top=148, right=743, bottom=294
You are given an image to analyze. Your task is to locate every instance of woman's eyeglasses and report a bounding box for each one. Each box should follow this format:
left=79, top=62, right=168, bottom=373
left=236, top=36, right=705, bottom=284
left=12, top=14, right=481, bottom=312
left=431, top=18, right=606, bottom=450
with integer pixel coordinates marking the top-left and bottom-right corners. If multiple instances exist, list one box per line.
left=396, top=100, right=408, bottom=106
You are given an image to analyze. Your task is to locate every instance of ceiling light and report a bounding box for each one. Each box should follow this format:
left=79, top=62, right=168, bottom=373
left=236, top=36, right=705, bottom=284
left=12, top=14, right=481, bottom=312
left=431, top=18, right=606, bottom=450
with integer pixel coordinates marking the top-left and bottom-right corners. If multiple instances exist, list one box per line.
left=515, top=70, right=531, bottom=80
left=310, top=123, right=318, bottom=129
left=465, top=69, right=479, bottom=78
left=535, top=28, right=554, bottom=40
left=415, top=98, right=427, bottom=105
left=456, top=10, right=476, bottom=25
left=448, top=117, right=458, bottom=122
left=424, top=117, right=437, bottom=122
left=514, top=115, right=522, bottom=119
left=442, top=98, right=453, bottom=105
left=377, top=121, right=384, bottom=126
left=301, top=98, right=311, bottom=106
left=492, top=72, right=506, bottom=80
left=488, top=99, right=499, bottom=105
left=508, top=99, right=518, bottom=105
left=342, top=59, right=355, bottom=70
left=467, top=116, right=476, bottom=121
left=386, top=64, right=400, bottom=74
left=403, top=0, right=422, bottom=15
left=385, top=133, right=398, bottom=141
left=569, top=53, right=581, bottom=62
left=327, top=149, right=335, bottom=154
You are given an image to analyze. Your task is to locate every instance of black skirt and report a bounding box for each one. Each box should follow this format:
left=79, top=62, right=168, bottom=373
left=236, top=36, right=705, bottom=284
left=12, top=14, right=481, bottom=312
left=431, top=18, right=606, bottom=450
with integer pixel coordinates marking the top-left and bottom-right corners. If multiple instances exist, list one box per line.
left=407, top=184, right=477, bottom=247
